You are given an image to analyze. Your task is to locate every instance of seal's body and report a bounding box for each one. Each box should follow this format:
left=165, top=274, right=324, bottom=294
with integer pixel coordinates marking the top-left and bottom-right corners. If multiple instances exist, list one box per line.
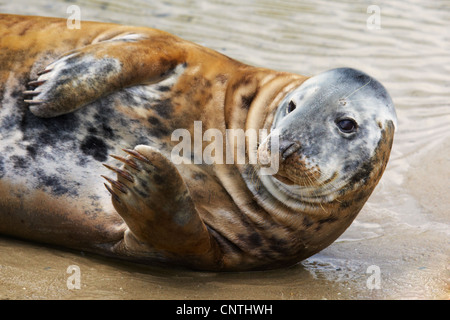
left=0, top=14, right=396, bottom=270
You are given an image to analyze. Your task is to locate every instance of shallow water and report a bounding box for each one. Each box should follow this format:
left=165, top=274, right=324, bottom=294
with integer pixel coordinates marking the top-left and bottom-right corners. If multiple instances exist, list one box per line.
left=0, top=0, right=449, bottom=299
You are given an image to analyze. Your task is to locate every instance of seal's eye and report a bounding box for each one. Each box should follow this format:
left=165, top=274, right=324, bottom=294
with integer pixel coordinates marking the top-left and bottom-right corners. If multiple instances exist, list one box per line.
left=287, top=101, right=296, bottom=113
left=337, top=118, right=357, bottom=133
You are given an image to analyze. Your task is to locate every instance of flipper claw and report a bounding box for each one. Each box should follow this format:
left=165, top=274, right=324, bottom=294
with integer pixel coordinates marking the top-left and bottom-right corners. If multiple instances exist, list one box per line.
left=24, top=99, right=45, bottom=104
left=37, top=68, right=52, bottom=76
left=27, top=80, right=46, bottom=87
left=102, top=164, right=134, bottom=182
left=109, top=154, right=139, bottom=170
left=23, top=90, right=41, bottom=96
left=101, top=175, right=128, bottom=194
left=103, top=183, right=121, bottom=203
left=122, top=148, right=152, bottom=164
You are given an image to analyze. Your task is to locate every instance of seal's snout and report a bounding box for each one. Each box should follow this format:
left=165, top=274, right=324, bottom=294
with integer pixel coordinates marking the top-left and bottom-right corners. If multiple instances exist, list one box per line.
left=256, top=135, right=321, bottom=186
left=256, top=135, right=301, bottom=169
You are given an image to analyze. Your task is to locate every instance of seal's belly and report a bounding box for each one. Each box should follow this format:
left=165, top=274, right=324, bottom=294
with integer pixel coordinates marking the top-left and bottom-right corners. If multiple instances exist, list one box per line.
left=0, top=69, right=185, bottom=248
left=1, top=90, right=156, bottom=193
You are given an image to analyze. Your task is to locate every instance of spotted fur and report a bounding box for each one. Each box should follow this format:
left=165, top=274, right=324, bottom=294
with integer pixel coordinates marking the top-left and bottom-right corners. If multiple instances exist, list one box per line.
left=0, top=14, right=396, bottom=271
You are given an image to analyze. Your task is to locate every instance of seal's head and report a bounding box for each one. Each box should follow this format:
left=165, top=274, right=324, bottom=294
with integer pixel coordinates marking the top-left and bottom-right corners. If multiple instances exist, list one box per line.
left=258, top=68, right=397, bottom=207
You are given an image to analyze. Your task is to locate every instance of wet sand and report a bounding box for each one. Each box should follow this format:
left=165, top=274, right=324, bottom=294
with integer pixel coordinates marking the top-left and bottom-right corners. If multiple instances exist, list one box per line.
left=0, top=0, right=449, bottom=299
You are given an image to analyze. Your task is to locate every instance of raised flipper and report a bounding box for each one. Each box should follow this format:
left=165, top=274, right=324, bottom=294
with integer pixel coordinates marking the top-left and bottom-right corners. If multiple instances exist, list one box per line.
left=24, top=32, right=187, bottom=117
left=102, top=145, right=221, bottom=269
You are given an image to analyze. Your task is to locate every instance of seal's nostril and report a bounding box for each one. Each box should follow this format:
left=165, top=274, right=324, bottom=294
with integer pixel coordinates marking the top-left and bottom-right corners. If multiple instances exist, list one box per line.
left=281, top=142, right=301, bottom=160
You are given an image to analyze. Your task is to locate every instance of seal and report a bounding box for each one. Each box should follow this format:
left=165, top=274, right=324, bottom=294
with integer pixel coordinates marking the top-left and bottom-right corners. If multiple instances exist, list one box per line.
left=0, top=14, right=397, bottom=271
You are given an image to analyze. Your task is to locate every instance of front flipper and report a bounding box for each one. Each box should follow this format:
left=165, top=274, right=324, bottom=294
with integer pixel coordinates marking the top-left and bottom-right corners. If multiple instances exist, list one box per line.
left=25, top=33, right=186, bottom=117
left=103, top=145, right=221, bottom=269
